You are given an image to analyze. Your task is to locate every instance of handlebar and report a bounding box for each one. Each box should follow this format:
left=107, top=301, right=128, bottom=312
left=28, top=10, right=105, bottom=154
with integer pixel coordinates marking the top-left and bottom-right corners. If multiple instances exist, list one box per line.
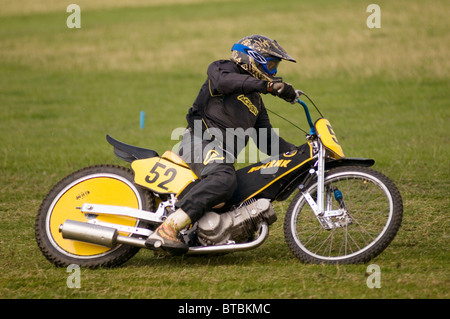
left=270, top=90, right=321, bottom=136
left=295, top=93, right=316, bottom=135
left=298, top=99, right=316, bottom=134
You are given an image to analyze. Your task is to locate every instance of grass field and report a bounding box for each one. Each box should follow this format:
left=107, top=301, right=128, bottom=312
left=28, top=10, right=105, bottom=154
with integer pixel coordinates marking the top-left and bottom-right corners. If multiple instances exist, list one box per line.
left=0, top=0, right=448, bottom=300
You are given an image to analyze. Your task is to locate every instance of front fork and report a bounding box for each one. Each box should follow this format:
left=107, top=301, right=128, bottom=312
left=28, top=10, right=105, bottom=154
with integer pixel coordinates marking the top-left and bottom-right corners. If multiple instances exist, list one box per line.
left=301, top=142, right=352, bottom=230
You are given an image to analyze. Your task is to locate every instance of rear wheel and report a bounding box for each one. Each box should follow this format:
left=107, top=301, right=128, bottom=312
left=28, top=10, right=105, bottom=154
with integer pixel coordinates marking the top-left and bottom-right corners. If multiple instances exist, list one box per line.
left=35, top=165, right=154, bottom=268
left=284, top=166, right=403, bottom=264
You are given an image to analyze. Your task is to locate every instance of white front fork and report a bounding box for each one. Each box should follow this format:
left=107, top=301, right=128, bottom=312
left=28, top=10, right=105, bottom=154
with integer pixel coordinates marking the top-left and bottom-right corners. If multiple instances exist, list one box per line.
left=302, top=142, right=326, bottom=217
left=302, top=143, right=347, bottom=229
left=316, top=142, right=326, bottom=215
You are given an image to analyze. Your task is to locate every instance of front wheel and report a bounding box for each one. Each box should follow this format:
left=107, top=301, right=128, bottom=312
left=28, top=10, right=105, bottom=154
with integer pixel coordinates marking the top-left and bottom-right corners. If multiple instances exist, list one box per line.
left=35, top=165, right=154, bottom=268
left=284, top=166, right=403, bottom=264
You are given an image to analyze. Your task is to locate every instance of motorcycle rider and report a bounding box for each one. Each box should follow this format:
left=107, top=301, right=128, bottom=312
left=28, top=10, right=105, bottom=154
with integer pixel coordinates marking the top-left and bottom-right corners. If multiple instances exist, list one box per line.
left=146, top=35, right=301, bottom=255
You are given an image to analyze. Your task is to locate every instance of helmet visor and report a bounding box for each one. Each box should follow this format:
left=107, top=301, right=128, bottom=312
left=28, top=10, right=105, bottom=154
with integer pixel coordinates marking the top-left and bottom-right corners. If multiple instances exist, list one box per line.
left=231, top=43, right=281, bottom=75
left=263, top=57, right=281, bottom=75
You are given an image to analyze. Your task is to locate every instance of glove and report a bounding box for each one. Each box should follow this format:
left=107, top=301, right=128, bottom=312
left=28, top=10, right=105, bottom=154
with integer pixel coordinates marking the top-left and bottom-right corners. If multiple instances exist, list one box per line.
left=267, top=82, right=299, bottom=103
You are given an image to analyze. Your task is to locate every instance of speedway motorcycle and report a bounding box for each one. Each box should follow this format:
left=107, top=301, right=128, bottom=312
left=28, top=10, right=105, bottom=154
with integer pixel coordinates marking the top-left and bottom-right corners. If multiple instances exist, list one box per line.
left=35, top=97, right=403, bottom=267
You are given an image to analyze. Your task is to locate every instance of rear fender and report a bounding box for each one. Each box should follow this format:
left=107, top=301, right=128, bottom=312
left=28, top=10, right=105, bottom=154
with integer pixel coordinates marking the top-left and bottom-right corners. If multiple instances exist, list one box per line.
left=106, top=134, right=159, bottom=162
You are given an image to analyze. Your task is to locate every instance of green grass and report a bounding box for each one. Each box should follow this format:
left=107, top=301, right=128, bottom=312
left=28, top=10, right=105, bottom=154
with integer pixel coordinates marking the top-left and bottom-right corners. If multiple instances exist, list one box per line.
left=0, top=0, right=449, bottom=299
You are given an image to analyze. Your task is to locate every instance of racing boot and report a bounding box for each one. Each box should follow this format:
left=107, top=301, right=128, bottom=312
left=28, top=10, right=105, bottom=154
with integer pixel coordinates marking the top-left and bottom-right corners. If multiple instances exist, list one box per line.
left=145, top=208, right=191, bottom=255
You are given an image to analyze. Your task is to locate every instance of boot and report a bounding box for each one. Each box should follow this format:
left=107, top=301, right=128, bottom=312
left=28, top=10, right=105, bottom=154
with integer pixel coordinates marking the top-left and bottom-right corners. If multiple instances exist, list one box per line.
left=145, top=208, right=191, bottom=255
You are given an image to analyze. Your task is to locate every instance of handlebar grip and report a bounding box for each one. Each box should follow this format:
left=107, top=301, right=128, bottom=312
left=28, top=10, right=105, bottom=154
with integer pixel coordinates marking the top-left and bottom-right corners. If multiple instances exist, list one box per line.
left=292, top=89, right=305, bottom=104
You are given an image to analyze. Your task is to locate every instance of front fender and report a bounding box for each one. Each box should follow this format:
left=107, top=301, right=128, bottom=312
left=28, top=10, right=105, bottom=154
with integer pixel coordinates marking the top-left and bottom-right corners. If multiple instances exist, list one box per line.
left=325, top=157, right=375, bottom=170
left=274, top=157, right=375, bottom=202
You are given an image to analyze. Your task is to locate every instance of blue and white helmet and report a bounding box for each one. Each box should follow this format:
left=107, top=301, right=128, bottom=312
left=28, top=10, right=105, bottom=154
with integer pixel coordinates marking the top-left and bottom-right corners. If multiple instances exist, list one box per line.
left=231, top=35, right=296, bottom=81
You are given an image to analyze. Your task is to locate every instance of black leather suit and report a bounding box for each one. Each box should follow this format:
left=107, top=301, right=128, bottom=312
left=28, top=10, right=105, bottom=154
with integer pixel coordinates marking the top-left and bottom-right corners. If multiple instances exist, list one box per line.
left=176, top=59, right=295, bottom=221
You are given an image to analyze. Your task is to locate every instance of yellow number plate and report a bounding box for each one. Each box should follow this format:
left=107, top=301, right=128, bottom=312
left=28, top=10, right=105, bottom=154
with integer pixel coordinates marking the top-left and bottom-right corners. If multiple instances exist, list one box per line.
left=315, top=118, right=345, bottom=159
left=132, top=157, right=197, bottom=194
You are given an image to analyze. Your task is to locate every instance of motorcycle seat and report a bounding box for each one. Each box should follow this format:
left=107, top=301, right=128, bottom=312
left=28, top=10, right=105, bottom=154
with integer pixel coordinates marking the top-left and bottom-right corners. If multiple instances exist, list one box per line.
left=106, top=134, right=159, bottom=163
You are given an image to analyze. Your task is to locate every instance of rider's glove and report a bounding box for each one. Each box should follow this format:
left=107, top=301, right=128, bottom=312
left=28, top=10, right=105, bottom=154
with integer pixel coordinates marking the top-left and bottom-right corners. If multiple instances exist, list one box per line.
left=267, top=82, right=301, bottom=104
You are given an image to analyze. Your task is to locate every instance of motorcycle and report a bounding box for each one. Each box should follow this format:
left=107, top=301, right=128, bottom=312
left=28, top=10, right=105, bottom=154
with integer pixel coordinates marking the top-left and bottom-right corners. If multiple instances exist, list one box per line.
left=35, top=96, right=403, bottom=267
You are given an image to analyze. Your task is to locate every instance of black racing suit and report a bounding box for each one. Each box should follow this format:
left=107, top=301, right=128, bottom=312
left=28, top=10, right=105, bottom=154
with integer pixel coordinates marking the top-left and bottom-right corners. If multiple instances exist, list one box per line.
left=176, top=59, right=295, bottom=222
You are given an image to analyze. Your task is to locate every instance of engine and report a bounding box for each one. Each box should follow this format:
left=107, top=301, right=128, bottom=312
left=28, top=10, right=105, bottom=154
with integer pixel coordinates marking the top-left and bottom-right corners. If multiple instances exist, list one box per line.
left=196, top=198, right=277, bottom=246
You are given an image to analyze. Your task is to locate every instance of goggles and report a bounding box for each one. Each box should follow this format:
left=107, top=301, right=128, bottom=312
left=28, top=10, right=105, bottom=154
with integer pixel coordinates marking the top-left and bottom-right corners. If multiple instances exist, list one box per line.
left=232, top=43, right=281, bottom=75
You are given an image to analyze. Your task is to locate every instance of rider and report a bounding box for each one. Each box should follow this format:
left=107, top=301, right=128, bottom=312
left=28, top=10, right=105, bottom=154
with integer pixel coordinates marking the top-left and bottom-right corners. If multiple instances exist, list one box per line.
left=146, top=35, right=301, bottom=255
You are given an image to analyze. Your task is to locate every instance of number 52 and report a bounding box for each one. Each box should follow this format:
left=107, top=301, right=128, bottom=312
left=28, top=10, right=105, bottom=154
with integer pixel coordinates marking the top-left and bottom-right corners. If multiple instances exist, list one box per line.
left=145, top=162, right=177, bottom=191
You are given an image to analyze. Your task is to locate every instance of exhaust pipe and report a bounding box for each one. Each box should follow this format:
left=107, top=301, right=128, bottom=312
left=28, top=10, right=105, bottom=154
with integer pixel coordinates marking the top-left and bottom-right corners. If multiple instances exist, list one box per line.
left=186, top=223, right=269, bottom=255
left=59, top=220, right=269, bottom=254
left=59, top=220, right=147, bottom=248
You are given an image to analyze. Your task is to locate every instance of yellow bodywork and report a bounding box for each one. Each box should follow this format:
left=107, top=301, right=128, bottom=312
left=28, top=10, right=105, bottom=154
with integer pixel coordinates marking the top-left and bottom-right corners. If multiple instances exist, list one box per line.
left=315, top=118, right=345, bottom=159
left=132, top=152, right=197, bottom=194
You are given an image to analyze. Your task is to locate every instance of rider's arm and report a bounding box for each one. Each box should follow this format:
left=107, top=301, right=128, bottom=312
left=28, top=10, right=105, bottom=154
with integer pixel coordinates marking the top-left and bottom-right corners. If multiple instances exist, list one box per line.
left=207, top=60, right=268, bottom=96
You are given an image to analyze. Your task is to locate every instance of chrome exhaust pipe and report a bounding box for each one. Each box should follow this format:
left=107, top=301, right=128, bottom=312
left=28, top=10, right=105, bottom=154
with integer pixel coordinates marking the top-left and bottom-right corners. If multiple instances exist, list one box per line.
left=59, top=220, right=269, bottom=254
left=59, top=220, right=147, bottom=248
left=186, top=223, right=269, bottom=255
